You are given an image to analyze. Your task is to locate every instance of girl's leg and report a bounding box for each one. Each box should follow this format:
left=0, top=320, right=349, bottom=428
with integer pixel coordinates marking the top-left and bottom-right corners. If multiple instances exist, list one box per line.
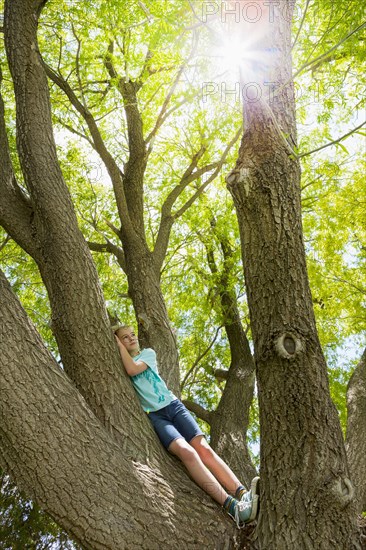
left=168, top=438, right=229, bottom=506
left=189, top=436, right=243, bottom=494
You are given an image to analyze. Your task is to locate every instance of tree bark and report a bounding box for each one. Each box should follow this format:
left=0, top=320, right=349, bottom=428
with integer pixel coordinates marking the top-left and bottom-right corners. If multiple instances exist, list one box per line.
left=42, top=25, right=182, bottom=397
left=227, top=2, right=360, bottom=548
left=346, top=348, right=366, bottom=514
left=0, top=270, right=248, bottom=550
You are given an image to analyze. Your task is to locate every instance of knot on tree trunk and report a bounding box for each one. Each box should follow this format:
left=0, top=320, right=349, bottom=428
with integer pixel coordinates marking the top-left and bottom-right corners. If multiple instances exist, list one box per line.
left=226, top=167, right=250, bottom=186
left=274, top=332, right=303, bottom=360
left=331, top=477, right=355, bottom=510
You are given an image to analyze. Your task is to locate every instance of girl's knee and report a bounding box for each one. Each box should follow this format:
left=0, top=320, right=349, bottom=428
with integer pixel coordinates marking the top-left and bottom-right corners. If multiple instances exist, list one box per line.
left=169, top=439, right=199, bottom=464
left=191, top=437, right=216, bottom=463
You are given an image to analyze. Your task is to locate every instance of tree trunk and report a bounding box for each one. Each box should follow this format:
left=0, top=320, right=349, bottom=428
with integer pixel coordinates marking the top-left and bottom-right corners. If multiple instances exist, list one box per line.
left=227, top=2, right=360, bottom=548
left=0, top=269, right=250, bottom=550
left=346, top=348, right=366, bottom=514
left=122, top=241, right=181, bottom=396
left=40, top=11, right=182, bottom=399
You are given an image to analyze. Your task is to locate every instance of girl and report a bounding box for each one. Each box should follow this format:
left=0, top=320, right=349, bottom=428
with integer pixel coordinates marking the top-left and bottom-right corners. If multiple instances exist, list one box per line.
left=114, top=324, right=259, bottom=528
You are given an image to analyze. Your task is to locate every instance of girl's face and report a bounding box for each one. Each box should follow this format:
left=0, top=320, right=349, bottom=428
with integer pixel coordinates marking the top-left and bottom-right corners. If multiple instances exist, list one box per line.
left=116, top=327, right=140, bottom=356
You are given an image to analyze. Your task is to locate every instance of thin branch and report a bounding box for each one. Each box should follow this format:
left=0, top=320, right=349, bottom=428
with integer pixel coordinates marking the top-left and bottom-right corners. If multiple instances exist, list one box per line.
left=88, top=239, right=126, bottom=272
left=268, top=21, right=366, bottom=112
left=298, top=120, right=366, bottom=158
left=0, top=234, right=11, bottom=252
left=326, top=273, right=366, bottom=296
left=167, top=146, right=207, bottom=208
left=292, top=0, right=312, bottom=50
left=173, top=126, right=242, bottom=220
left=181, top=399, right=212, bottom=425
left=137, top=1, right=154, bottom=21
left=54, top=116, right=94, bottom=147
left=71, top=23, right=86, bottom=107
left=145, top=64, right=187, bottom=144
left=103, top=217, right=122, bottom=238
left=293, top=22, right=366, bottom=81
left=159, top=231, right=197, bottom=276
left=180, top=325, right=223, bottom=390
left=145, top=36, right=198, bottom=146
left=43, top=60, right=134, bottom=238
left=153, top=127, right=241, bottom=270
left=94, top=106, right=119, bottom=123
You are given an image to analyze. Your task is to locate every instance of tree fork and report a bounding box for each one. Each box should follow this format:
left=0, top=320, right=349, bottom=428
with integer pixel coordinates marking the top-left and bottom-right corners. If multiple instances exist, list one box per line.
left=0, top=270, right=248, bottom=550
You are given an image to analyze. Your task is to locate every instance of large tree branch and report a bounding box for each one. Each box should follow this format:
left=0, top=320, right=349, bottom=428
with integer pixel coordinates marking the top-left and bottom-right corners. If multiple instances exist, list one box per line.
left=346, top=347, right=366, bottom=513
left=202, top=218, right=257, bottom=484
left=152, top=145, right=206, bottom=270
left=104, top=42, right=147, bottom=235
left=213, top=368, right=229, bottom=381
left=3, top=0, right=140, bottom=435
left=0, top=70, right=39, bottom=261
left=173, top=127, right=242, bottom=220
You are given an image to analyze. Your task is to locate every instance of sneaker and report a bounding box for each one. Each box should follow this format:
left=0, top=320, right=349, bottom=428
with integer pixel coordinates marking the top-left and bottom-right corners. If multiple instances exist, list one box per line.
left=240, top=476, right=260, bottom=503
left=234, top=477, right=260, bottom=527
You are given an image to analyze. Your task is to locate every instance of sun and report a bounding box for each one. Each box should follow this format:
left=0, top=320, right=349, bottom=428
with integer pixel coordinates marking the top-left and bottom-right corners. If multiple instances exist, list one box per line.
left=218, top=37, right=251, bottom=71
left=212, top=34, right=263, bottom=81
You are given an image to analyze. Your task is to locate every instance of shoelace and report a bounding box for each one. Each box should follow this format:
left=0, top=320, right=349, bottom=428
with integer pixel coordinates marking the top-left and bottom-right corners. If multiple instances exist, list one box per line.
left=234, top=499, right=252, bottom=528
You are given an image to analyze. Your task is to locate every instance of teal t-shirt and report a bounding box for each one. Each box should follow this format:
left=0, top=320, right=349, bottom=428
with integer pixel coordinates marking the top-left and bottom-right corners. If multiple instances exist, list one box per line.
left=131, top=348, right=176, bottom=413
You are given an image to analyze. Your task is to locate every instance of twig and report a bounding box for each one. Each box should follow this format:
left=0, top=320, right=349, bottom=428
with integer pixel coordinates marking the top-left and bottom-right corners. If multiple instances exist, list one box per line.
left=298, top=120, right=366, bottom=158
left=180, top=325, right=223, bottom=390
left=292, top=0, right=312, bottom=50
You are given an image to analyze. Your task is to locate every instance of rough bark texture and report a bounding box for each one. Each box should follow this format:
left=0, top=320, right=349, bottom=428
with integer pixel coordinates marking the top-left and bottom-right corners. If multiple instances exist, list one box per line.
left=0, top=270, right=249, bottom=549
left=346, top=348, right=366, bottom=514
left=227, top=2, right=360, bottom=548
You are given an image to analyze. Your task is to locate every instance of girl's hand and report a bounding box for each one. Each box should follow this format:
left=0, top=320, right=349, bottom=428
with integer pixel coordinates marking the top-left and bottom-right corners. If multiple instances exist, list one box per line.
left=115, top=334, right=125, bottom=348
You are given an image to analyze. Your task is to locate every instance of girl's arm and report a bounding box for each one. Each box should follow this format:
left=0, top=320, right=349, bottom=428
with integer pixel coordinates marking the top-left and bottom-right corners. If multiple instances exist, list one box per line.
left=115, top=336, right=148, bottom=376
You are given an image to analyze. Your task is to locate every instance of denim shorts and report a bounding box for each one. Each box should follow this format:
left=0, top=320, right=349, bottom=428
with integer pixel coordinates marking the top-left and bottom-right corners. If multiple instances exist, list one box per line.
left=147, top=399, right=204, bottom=449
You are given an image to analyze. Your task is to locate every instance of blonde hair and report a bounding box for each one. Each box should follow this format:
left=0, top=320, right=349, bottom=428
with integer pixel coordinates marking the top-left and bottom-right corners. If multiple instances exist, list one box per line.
left=112, top=324, right=132, bottom=334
